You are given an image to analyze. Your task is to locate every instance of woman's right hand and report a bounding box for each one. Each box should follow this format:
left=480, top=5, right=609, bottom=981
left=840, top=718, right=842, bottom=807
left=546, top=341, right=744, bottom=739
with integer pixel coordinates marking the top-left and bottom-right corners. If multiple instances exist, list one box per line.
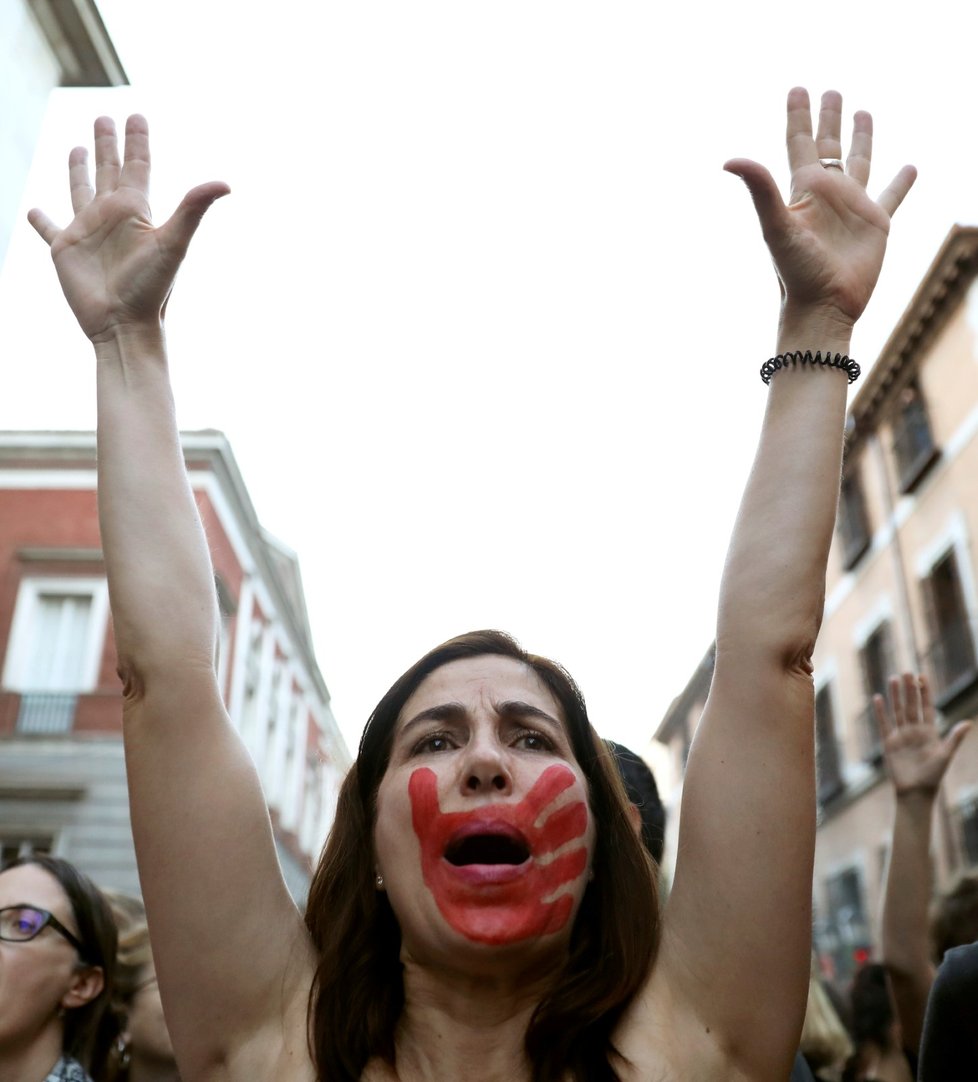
left=28, top=114, right=229, bottom=343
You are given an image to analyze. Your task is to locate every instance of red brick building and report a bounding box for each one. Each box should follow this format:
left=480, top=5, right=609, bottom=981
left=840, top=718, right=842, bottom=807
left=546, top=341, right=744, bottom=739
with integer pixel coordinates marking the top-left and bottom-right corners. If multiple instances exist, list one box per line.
left=0, top=430, right=350, bottom=901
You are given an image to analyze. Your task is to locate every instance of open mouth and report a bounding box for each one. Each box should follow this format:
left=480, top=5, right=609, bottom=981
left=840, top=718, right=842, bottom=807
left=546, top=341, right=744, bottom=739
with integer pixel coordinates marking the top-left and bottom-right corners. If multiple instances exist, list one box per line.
left=444, top=830, right=531, bottom=867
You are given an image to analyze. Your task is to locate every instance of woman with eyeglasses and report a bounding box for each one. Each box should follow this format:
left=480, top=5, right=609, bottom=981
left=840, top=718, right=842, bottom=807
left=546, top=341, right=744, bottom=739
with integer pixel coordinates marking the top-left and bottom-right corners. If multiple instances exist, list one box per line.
left=28, top=89, right=916, bottom=1080
left=0, top=855, right=117, bottom=1082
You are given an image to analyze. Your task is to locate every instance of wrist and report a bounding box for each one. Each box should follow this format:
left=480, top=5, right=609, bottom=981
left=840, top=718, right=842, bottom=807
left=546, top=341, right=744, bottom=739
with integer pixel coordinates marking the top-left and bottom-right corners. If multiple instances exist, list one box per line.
left=92, top=320, right=166, bottom=358
left=895, top=787, right=940, bottom=807
left=777, top=303, right=855, bottom=357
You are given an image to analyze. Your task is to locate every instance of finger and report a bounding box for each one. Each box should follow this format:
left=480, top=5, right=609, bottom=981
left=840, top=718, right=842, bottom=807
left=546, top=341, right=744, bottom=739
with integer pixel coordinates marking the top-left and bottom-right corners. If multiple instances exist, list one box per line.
left=93, top=115, right=121, bottom=195
left=888, top=675, right=905, bottom=729
left=944, top=721, right=973, bottom=760
left=785, top=86, right=819, bottom=174
left=68, top=146, right=94, bottom=214
left=814, top=90, right=844, bottom=163
left=877, top=164, right=917, bottom=218
left=27, top=207, right=61, bottom=246
left=724, top=158, right=788, bottom=242
left=119, top=114, right=151, bottom=194
left=156, top=181, right=231, bottom=264
left=846, top=110, right=873, bottom=188
left=903, top=672, right=921, bottom=724
left=872, top=693, right=891, bottom=742
left=919, top=672, right=935, bottom=727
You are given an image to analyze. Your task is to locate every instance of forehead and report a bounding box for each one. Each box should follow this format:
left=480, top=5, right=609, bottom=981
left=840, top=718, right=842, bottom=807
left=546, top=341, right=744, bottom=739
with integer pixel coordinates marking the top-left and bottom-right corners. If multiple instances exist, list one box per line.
left=0, top=863, right=71, bottom=917
left=398, top=654, right=565, bottom=728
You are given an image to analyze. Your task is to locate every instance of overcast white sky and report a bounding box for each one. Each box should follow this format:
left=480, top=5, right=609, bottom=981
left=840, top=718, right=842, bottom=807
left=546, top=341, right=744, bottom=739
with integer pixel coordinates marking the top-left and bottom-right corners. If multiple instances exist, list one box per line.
left=1, top=1, right=977, bottom=767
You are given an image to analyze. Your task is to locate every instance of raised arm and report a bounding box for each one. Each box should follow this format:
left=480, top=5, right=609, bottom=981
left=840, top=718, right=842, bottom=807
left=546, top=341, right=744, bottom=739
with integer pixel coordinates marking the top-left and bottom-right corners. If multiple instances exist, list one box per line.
left=650, top=90, right=916, bottom=1079
left=29, top=118, right=315, bottom=1079
left=875, top=673, right=972, bottom=1055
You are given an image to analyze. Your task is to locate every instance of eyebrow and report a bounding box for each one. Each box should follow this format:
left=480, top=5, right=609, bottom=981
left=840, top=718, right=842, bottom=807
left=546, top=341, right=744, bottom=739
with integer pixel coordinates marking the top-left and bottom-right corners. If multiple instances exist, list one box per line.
left=399, top=699, right=564, bottom=738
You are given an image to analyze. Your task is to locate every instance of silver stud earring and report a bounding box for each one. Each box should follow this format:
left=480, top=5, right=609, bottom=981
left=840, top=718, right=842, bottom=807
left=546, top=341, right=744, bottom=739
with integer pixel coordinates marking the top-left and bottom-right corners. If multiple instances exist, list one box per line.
left=375, top=874, right=384, bottom=889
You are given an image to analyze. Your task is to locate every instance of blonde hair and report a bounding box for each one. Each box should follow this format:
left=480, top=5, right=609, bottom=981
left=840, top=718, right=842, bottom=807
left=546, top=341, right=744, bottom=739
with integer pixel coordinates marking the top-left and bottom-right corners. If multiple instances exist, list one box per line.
left=800, top=956, right=852, bottom=1076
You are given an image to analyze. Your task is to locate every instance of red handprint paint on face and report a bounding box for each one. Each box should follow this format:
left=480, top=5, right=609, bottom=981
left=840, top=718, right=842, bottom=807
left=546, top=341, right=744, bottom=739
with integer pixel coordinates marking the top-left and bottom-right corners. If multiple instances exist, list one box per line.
left=408, top=763, right=590, bottom=945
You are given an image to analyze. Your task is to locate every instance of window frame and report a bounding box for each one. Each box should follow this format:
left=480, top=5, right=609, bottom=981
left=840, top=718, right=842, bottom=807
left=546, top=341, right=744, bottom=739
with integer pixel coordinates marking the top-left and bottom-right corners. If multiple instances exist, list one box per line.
left=2, top=576, right=109, bottom=693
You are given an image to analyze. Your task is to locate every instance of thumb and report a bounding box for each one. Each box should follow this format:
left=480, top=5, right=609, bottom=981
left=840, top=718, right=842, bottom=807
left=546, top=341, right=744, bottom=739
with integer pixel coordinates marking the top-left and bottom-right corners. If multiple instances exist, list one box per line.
left=724, top=157, right=787, bottom=239
left=944, top=721, right=973, bottom=760
left=158, top=181, right=231, bottom=262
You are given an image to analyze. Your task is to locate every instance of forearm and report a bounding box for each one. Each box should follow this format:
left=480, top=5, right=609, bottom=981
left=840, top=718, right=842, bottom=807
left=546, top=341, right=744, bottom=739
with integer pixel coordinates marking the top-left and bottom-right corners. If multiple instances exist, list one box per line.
left=717, top=303, right=852, bottom=663
left=882, top=791, right=937, bottom=1052
left=95, top=323, right=220, bottom=687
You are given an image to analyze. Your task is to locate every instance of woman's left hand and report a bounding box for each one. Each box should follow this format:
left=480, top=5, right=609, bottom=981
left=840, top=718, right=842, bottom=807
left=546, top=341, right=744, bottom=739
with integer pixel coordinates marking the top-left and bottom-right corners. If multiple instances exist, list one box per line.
left=725, top=88, right=916, bottom=328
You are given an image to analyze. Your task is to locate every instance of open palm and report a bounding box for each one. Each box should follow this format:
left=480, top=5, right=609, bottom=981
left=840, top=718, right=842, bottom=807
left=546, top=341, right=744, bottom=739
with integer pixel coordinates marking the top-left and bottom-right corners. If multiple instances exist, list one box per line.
left=726, top=89, right=916, bottom=324
left=29, top=115, right=228, bottom=342
left=874, top=673, right=972, bottom=795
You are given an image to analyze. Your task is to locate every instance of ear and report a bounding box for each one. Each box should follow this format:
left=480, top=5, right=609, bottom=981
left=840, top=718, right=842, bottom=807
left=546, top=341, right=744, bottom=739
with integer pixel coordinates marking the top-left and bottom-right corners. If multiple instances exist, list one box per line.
left=626, top=802, right=643, bottom=840
left=61, top=965, right=105, bottom=1010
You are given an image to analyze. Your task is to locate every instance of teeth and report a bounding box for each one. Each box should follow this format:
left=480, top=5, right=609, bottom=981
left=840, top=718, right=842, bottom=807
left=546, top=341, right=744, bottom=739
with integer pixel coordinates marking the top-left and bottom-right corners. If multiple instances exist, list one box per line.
left=445, top=834, right=530, bottom=866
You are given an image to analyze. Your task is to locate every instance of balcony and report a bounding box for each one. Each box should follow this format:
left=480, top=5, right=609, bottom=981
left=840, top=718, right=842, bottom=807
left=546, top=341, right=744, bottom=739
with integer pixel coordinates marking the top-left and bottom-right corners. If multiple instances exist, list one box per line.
left=14, top=693, right=78, bottom=734
left=0, top=690, right=122, bottom=737
left=924, top=618, right=978, bottom=710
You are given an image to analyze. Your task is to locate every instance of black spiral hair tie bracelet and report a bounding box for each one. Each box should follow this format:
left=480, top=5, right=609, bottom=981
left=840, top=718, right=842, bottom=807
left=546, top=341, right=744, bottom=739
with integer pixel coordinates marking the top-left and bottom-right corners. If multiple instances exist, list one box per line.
left=760, top=350, right=860, bottom=386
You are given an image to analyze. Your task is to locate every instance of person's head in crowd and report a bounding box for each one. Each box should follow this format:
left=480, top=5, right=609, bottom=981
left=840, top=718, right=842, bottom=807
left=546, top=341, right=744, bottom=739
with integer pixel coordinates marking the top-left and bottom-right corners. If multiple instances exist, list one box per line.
left=930, top=873, right=978, bottom=963
left=104, top=892, right=179, bottom=1082
left=849, top=963, right=898, bottom=1049
left=305, top=629, right=659, bottom=1080
left=607, top=740, right=666, bottom=866
left=800, top=953, right=852, bottom=1078
left=840, top=962, right=910, bottom=1082
left=0, top=854, right=118, bottom=1080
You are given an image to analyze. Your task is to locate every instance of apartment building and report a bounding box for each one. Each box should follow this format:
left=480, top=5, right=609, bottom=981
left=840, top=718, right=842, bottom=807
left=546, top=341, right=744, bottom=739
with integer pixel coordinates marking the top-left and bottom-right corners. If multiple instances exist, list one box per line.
left=656, top=225, right=978, bottom=980
left=0, top=430, right=351, bottom=902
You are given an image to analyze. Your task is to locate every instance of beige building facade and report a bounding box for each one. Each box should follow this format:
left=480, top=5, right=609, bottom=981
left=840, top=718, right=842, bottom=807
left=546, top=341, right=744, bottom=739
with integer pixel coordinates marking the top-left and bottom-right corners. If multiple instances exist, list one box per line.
left=656, top=225, right=978, bottom=982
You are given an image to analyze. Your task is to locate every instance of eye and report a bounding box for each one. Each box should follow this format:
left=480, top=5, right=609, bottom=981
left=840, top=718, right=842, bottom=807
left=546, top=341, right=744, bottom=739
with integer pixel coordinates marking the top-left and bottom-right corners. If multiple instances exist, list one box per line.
left=513, top=729, right=555, bottom=752
left=411, top=731, right=458, bottom=755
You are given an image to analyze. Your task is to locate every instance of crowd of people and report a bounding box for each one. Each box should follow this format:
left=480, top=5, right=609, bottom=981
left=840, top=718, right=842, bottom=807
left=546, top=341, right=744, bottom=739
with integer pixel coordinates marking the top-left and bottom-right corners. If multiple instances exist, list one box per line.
left=4, top=84, right=976, bottom=1081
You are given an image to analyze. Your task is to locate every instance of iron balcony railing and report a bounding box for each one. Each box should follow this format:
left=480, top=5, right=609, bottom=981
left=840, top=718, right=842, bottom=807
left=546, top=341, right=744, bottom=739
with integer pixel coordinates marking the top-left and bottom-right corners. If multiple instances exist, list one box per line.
left=14, top=693, right=78, bottom=735
left=923, top=618, right=978, bottom=707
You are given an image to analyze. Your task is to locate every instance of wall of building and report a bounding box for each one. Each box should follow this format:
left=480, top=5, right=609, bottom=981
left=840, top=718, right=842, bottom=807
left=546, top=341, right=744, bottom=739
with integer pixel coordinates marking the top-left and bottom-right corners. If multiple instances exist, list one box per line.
left=0, top=0, right=59, bottom=269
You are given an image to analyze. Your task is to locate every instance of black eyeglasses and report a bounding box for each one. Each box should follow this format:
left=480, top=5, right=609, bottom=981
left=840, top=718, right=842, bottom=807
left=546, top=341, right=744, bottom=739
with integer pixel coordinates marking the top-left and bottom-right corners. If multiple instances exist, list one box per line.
left=0, top=905, right=87, bottom=959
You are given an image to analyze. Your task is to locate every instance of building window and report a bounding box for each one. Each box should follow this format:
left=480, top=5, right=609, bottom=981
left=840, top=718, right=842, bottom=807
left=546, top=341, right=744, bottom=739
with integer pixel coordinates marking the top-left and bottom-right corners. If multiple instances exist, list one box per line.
left=815, top=685, right=844, bottom=805
left=858, top=621, right=895, bottom=763
left=921, top=549, right=978, bottom=707
left=838, top=467, right=871, bottom=570
left=2, top=578, right=109, bottom=734
left=821, top=866, right=871, bottom=983
left=892, top=381, right=939, bottom=493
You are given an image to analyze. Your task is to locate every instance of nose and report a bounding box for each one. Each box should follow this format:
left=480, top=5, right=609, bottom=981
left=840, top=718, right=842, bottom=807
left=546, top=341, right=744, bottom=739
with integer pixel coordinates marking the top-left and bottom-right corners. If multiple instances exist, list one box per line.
left=460, top=736, right=512, bottom=795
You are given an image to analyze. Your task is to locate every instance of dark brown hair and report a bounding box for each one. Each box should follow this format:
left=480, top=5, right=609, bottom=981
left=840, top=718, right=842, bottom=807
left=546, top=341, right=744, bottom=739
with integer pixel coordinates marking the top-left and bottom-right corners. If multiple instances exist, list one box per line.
left=305, top=630, right=659, bottom=1081
left=931, top=873, right=978, bottom=962
left=3, top=854, right=119, bottom=1075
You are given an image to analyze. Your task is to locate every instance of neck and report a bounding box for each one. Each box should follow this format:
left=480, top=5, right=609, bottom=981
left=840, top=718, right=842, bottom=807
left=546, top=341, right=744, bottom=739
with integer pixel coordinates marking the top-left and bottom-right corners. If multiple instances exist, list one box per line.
left=0, top=1026, right=65, bottom=1082
left=394, top=955, right=557, bottom=1082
